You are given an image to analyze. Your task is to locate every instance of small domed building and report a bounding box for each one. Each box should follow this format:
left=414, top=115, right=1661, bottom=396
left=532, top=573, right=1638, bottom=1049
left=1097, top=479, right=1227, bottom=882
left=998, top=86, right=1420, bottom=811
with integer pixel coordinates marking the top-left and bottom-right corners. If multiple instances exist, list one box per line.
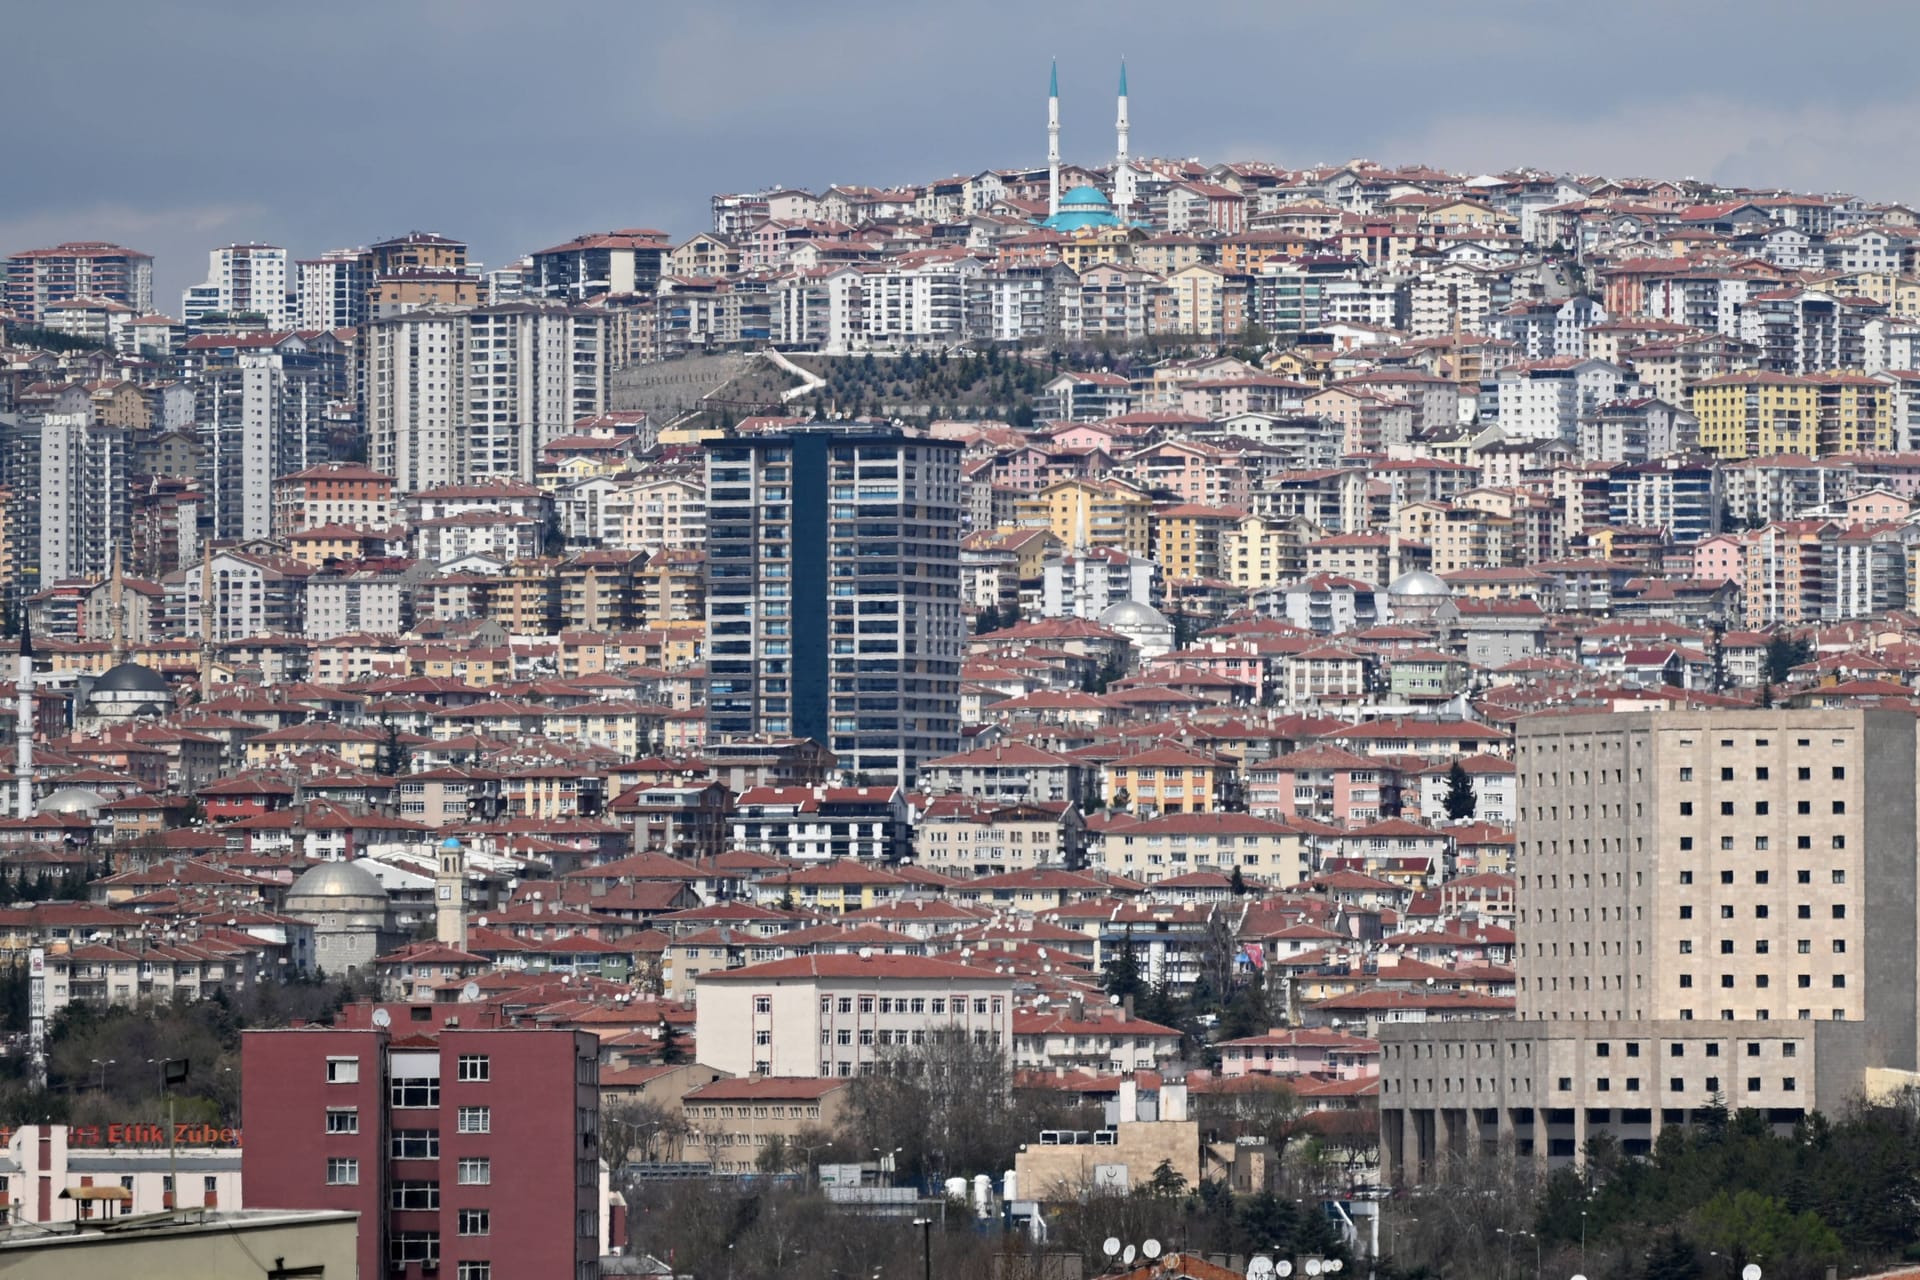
left=1098, top=599, right=1176, bottom=662
left=78, top=662, right=171, bottom=733
left=285, top=859, right=409, bottom=978
left=1386, top=569, right=1454, bottom=626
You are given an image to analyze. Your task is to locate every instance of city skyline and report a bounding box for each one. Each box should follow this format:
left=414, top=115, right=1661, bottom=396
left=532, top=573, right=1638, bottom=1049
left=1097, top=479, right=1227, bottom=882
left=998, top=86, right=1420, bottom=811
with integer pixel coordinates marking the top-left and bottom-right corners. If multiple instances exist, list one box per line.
left=13, top=1, right=1920, bottom=301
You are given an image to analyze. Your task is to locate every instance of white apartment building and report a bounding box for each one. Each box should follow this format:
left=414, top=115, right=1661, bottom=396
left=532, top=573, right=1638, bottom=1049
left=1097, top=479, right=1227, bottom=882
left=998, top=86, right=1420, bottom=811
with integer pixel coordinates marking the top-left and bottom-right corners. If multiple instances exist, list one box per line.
left=463, top=303, right=611, bottom=481
left=606, top=477, right=706, bottom=554
left=199, top=351, right=331, bottom=541
left=1494, top=358, right=1638, bottom=442
left=184, top=244, right=290, bottom=329
left=696, top=954, right=1014, bottom=1078
left=369, top=308, right=467, bottom=492
left=3, top=241, right=154, bottom=323
left=306, top=570, right=411, bottom=639
left=296, top=249, right=371, bottom=331
left=38, top=411, right=127, bottom=586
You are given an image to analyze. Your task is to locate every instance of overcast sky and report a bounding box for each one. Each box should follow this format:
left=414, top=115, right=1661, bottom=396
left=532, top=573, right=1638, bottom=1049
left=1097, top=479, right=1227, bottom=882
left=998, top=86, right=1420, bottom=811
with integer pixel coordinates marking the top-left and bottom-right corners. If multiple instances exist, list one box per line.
left=10, top=0, right=1920, bottom=304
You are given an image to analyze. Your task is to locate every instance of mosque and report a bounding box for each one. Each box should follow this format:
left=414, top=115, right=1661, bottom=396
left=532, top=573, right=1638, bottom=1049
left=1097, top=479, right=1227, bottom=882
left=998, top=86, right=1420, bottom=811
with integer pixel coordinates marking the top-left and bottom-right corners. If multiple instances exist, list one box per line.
left=1038, top=60, right=1139, bottom=234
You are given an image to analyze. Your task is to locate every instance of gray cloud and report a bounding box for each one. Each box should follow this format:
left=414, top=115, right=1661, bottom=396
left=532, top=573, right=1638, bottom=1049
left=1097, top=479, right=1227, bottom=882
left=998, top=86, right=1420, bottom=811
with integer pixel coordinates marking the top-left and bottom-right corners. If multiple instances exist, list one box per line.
left=7, top=0, right=1917, bottom=304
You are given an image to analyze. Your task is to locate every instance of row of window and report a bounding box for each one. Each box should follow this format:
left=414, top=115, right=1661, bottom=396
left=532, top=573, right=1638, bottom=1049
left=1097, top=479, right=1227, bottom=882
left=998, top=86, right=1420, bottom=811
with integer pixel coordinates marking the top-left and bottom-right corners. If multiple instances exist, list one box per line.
left=326, top=1157, right=491, bottom=1186
left=1560, top=1076, right=1797, bottom=1094
left=323, top=1055, right=490, bottom=1086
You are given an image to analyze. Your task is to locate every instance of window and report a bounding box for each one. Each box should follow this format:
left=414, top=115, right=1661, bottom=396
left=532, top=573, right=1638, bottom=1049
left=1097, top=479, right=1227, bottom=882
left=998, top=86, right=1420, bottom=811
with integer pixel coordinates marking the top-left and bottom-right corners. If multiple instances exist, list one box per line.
left=458, top=1209, right=491, bottom=1236
left=1832, top=766, right=1845, bottom=780
left=1670, top=1077, right=1684, bottom=1092
left=1720, top=801, right=1735, bottom=816
left=391, top=1181, right=440, bottom=1211
left=325, top=1157, right=358, bottom=1186
left=458, top=1106, right=491, bottom=1134
left=458, top=1158, right=492, bottom=1185
left=392, top=1078, right=440, bottom=1108
left=754, top=997, right=770, bottom=1013
left=391, top=1130, right=439, bottom=1160
left=457, top=1264, right=491, bottom=1280
left=325, top=1108, right=358, bottom=1135
left=390, top=1234, right=439, bottom=1269
left=1783, top=1078, right=1797, bottom=1092
left=325, top=1057, right=359, bottom=1084
left=457, top=1055, right=491, bottom=1082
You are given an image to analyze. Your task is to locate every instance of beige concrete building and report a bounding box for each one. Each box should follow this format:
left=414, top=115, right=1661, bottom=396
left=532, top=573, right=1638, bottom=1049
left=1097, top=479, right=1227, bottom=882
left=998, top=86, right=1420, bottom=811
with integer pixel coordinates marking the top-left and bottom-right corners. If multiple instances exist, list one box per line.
left=0, top=1208, right=357, bottom=1280
left=1378, top=709, right=1919, bottom=1180
left=1013, top=1077, right=1199, bottom=1199
left=694, top=953, right=1015, bottom=1079
left=679, top=1076, right=853, bottom=1175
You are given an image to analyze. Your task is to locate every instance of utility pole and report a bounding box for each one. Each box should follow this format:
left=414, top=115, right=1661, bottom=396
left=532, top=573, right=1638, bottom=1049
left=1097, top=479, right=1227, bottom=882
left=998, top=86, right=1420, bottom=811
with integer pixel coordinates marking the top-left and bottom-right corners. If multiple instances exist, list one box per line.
left=162, top=1058, right=189, bottom=1211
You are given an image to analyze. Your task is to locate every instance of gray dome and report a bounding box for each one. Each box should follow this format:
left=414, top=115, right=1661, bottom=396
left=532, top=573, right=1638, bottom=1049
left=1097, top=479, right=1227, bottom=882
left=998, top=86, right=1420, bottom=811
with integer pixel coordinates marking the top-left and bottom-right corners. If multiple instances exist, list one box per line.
left=289, top=860, right=389, bottom=901
left=93, top=663, right=169, bottom=696
left=1098, top=600, right=1172, bottom=629
left=1388, top=569, right=1450, bottom=597
left=39, top=786, right=105, bottom=815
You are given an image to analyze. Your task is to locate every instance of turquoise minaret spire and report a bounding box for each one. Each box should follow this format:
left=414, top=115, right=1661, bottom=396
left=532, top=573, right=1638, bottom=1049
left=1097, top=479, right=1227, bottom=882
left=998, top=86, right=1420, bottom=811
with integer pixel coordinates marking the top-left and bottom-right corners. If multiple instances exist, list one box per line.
left=1048, top=59, right=1061, bottom=217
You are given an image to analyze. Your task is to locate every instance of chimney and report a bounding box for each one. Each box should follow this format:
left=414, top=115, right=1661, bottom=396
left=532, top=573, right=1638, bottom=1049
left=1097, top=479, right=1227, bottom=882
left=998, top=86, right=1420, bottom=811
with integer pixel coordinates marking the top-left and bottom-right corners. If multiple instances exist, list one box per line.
left=1118, top=1075, right=1139, bottom=1124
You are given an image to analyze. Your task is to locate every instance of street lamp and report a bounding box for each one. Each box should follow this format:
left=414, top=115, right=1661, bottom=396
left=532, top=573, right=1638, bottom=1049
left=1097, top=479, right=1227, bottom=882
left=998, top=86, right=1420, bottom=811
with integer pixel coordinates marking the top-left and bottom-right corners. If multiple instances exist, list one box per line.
left=911, top=1216, right=933, bottom=1280
left=90, top=1058, right=115, bottom=1092
left=1497, top=1228, right=1540, bottom=1280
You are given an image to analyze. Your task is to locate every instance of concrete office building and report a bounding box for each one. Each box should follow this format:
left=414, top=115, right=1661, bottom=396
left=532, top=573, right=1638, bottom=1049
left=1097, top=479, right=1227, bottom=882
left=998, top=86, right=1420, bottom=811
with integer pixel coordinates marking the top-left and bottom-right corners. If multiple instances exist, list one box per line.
left=703, top=426, right=964, bottom=783
left=1377, top=709, right=1919, bottom=1180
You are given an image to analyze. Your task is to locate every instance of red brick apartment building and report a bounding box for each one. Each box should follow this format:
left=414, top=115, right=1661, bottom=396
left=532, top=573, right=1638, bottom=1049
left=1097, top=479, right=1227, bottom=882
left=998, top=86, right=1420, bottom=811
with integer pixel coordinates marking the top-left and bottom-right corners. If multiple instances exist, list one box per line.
left=242, top=1007, right=601, bottom=1280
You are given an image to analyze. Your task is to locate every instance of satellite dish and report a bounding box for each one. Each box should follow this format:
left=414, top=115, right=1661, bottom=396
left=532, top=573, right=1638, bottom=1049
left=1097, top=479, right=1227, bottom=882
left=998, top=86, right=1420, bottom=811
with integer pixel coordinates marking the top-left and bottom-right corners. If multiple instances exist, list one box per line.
left=476, top=915, right=489, bottom=928
left=1248, top=1259, right=1275, bottom=1280
left=1103, top=1238, right=1122, bottom=1259
left=1742, top=1268, right=1761, bottom=1280
left=1278, top=1261, right=1294, bottom=1277
left=371, top=1007, right=391, bottom=1028
left=1110, top=993, right=1122, bottom=1004
left=1572, top=1274, right=1589, bottom=1280
left=1143, top=1240, right=1162, bottom=1260
left=1123, top=1245, right=1136, bottom=1265
left=1305, top=1262, right=1322, bottom=1277
left=460, top=981, right=482, bottom=1004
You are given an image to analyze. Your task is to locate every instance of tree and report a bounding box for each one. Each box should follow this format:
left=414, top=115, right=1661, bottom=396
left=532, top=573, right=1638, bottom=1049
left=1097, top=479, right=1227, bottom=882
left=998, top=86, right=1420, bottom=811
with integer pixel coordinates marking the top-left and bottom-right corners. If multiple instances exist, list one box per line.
left=1145, top=1158, right=1187, bottom=1199
left=1766, top=633, right=1812, bottom=683
left=1102, top=929, right=1144, bottom=1002
left=1693, top=1189, right=1841, bottom=1272
left=603, top=1097, right=685, bottom=1166
left=1229, top=865, right=1248, bottom=896
left=376, top=720, right=410, bottom=777
left=657, top=1017, right=687, bottom=1065
left=1443, top=759, right=1478, bottom=821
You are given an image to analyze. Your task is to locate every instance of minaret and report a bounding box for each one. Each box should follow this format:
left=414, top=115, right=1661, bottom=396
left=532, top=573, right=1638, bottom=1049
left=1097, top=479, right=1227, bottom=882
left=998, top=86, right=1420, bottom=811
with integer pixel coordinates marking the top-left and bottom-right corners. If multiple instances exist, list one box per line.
left=108, top=543, right=127, bottom=668
left=436, top=836, right=468, bottom=949
left=1047, top=60, right=1061, bottom=218
left=1114, top=59, right=1134, bottom=222
left=15, top=620, right=33, bottom=821
left=197, top=548, right=215, bottom=692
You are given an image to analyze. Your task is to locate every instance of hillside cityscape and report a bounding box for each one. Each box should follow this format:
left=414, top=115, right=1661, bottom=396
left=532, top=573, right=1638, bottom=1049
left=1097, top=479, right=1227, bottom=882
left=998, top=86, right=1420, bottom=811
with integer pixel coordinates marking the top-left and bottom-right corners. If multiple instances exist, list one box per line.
left=7, top=49, right=1920, bottom=1280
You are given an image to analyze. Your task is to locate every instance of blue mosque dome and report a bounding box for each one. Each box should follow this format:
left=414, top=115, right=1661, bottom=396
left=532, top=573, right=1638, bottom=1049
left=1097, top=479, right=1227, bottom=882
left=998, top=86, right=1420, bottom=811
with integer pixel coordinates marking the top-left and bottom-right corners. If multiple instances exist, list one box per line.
left=1041, top=185, right=1124, bottom=232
